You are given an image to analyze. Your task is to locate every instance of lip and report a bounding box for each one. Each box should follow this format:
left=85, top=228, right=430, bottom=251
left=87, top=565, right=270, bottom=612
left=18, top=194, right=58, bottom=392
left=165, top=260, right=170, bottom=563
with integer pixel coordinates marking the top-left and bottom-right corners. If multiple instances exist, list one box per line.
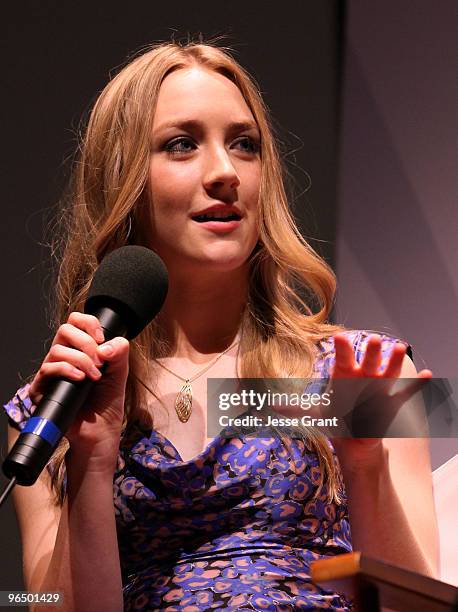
left=190, top=203, right=243, bottom=233
left=190, top=203, right=243, bottom=218
left=192, top=219, right=242, bottom=233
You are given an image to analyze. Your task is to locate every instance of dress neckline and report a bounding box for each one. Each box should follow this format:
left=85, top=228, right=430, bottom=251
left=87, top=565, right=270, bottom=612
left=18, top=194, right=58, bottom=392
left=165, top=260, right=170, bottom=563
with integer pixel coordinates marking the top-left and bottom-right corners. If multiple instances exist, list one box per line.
left=133, top=423, right=222, bottom=464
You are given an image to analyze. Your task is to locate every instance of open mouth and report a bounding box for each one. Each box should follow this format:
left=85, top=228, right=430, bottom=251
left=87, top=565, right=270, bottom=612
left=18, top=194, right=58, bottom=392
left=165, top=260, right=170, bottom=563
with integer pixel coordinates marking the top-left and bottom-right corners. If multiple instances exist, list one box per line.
left=192, top=213, right=242, bottom=223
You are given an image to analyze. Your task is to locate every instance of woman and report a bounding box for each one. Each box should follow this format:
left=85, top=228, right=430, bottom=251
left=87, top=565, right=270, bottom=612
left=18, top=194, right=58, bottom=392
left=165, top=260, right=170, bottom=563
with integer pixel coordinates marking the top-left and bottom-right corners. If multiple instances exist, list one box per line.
left=4, top=41, right=438, bottom=611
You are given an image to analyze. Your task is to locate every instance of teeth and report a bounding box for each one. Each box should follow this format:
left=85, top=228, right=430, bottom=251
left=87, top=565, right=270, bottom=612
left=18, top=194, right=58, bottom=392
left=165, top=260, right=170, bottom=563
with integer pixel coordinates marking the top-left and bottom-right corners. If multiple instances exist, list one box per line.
left=201, top=212, right=236, bottom=219
left=194, top=212, right=240, bottom=221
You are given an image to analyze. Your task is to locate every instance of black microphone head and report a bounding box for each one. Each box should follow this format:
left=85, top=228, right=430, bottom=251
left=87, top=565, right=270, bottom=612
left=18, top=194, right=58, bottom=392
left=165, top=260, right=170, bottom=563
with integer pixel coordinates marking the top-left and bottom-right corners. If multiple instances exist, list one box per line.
left=85, top=246, right=168, bottom=339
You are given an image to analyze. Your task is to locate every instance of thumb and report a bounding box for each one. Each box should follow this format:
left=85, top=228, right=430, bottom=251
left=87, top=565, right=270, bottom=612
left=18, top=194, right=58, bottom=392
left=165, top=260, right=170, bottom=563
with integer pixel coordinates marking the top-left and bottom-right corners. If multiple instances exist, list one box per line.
left=97, top=337, right=130, bottom=378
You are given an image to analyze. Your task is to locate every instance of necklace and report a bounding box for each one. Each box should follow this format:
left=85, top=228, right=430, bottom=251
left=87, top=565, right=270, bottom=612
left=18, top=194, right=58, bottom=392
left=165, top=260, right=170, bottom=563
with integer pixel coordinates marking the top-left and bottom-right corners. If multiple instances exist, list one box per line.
left=153, top=341, right=239, bottom=423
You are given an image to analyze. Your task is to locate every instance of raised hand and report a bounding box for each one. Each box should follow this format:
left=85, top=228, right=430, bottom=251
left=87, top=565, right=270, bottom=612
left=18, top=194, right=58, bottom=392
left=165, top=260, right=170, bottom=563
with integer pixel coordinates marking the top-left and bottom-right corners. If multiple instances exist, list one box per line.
left=29, top=312, right=130, bottom=468
left=329, top=333, right=432, bottom=468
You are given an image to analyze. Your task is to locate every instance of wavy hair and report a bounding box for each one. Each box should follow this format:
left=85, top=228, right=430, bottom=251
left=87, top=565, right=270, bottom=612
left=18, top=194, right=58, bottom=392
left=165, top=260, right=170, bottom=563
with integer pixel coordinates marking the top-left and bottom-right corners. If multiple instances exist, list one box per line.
left=46, top=40, right=345, bottom=506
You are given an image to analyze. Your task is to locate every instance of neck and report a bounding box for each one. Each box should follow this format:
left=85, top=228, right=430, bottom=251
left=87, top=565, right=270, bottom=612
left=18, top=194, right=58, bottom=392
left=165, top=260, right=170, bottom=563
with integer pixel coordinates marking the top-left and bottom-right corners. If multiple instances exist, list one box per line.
left=156, top=267, right=248, bottom=361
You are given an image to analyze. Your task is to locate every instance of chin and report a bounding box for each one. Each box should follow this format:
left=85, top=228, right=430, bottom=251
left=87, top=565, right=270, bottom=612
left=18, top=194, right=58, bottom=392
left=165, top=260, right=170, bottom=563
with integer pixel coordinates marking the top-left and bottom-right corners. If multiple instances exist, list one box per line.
left=157, top=241, right=257, bottom=275
left=190, top=246, right=252, bottom=270
left=201, top=256, right=249, bottom=271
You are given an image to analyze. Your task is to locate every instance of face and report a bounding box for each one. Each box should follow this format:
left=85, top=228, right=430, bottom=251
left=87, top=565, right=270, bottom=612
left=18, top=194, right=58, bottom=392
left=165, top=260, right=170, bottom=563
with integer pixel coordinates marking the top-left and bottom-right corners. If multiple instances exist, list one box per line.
left=147, top=67, right=261, bottom=276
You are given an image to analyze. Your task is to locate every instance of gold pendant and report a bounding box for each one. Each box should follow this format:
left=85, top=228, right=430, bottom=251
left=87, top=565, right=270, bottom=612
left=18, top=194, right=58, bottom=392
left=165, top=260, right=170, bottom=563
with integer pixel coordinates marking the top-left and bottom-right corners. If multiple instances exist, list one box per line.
left=175, top=380, right=192, bottom=423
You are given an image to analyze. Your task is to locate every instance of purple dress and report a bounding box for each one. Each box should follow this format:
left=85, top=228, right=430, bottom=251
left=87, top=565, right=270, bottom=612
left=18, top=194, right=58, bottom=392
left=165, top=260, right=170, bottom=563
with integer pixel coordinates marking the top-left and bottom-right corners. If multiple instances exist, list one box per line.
left=3, top=331, right=406, bottom=611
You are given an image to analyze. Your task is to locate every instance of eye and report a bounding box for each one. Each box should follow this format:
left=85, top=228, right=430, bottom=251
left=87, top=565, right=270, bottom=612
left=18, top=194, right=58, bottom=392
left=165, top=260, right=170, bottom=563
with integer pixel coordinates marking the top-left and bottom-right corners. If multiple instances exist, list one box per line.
left=232, top=136, right=260, bottom=154
left=164, top=137, right=196, bottom=155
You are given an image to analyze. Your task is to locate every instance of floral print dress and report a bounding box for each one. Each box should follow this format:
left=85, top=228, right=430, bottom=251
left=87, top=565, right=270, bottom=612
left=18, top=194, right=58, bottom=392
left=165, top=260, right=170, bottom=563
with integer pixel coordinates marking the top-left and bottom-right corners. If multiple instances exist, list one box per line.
left=4, top=331, right=406, bottom=610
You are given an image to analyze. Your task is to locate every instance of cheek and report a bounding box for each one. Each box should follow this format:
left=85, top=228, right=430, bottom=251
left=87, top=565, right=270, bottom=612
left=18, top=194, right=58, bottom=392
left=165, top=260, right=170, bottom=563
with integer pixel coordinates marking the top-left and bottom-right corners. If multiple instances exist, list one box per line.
left=239, top=164, right=261, bottom=208
left=149, top=162, right=197, bottom=213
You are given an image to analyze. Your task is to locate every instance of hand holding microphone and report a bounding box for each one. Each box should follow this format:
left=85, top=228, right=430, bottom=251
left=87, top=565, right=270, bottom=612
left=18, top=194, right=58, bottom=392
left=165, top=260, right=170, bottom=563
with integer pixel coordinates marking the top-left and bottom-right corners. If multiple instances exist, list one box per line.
left=28, top=313, right=131, bottom=468
left=2, top=246, right=168, bottom=486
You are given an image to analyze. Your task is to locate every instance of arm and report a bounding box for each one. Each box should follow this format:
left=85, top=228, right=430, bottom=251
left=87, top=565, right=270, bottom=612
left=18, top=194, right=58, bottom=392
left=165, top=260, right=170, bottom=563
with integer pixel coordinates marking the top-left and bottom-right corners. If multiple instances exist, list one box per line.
left=9, top=425, right=123, bottom=612
left=40, top=451, right=123, bottom=612
left=336, top=339, right=438, bottom=576
left=10, top=312, right=130, bottom=611
left=337, top=354, right=440, bottom=577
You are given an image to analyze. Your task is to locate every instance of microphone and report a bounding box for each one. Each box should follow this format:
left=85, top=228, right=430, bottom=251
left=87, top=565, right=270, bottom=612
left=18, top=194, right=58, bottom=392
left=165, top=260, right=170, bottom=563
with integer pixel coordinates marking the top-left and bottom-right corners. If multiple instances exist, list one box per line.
left=2, top=246, right=168, bottom=486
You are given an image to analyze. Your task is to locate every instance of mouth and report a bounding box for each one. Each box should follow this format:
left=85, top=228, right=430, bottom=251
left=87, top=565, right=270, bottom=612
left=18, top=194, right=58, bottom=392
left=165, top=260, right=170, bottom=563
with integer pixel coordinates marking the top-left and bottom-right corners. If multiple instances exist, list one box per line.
left=190, top=205, right=243, bottom=232
left=192, top=212, right=242, bottom=223
left=190, top=211, right=243, bottom=233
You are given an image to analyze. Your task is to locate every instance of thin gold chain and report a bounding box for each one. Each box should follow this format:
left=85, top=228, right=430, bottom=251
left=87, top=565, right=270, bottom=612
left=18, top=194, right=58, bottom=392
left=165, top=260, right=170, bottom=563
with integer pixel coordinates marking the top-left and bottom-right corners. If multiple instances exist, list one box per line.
left=152, top=341, right=239, bottom=383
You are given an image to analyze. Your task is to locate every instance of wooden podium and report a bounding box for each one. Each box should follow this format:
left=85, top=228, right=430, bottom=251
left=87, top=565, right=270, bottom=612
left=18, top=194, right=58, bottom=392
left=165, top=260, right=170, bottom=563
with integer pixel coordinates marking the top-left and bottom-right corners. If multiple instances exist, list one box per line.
left=310, top=552, right=458, bottom=611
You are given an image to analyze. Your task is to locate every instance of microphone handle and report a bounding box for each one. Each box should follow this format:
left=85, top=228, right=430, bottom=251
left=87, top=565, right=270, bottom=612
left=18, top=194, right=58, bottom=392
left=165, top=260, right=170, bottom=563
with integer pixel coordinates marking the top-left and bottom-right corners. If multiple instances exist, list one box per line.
left=2, top=307, right=127, bottom=486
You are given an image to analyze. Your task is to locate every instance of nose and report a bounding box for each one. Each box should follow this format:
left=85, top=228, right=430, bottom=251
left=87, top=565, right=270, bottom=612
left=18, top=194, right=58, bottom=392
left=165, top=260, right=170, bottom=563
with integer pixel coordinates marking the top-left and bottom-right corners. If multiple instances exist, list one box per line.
left=202, top=145, right=241, bottom=193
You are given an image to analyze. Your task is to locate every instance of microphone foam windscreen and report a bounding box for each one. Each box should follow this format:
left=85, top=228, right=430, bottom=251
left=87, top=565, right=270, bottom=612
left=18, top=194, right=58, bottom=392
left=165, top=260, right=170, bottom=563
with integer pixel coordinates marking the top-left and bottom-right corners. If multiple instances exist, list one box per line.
left=85, top=246, right=168, bottom=339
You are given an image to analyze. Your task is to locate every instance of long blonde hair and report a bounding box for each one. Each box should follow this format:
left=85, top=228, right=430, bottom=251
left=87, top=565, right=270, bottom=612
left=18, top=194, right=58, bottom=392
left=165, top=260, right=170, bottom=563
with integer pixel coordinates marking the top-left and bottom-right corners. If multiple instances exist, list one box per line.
left=47, top=40, right=345, bottom=506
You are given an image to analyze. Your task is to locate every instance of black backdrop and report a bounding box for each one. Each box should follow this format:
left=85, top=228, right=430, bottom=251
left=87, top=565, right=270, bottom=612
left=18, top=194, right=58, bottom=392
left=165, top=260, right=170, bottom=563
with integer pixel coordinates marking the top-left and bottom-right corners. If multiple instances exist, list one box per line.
left=1, top=1, right=343, bottom=595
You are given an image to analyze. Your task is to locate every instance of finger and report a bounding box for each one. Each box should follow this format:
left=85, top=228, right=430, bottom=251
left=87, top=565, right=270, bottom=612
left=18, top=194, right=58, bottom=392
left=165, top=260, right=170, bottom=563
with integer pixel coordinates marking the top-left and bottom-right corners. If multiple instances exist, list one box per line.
left=45, top=344, right=103, bottom=380
left=28, top=390, right=43, bottom=406
left=29, top=361, right=88, bottom=403
left=332, top=334, right=357, bottom=375
left=67, top=312, right=105, bottom=343
left=360, top=335, right=383, bottom=377
left=96, top=337, right=130, bottom=373
left=395, top=375, right=431, bottom=405
left=52, top=323, right=103, bottom=366
left=382, top=343, right=407, bottom=378
left=38, top=361, right=88, bottom=381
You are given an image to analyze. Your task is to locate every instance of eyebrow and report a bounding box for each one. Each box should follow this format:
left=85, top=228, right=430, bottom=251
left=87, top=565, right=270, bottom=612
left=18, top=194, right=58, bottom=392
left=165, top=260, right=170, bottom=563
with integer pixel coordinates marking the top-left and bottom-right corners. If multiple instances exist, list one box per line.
left=153, top=119, right=260, bottom=134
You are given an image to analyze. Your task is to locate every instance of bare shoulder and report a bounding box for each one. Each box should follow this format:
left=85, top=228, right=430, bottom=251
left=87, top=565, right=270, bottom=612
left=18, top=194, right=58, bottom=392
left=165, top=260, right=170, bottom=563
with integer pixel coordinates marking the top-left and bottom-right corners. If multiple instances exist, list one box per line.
left=7, top=425, right=61, bottom=591
left=398, top=353, right=419, bottom=376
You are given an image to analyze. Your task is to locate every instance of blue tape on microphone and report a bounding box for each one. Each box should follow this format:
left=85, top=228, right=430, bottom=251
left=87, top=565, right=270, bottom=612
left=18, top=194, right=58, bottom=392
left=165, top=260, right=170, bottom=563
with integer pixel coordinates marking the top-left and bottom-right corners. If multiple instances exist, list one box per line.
left=23, top=417, right=62, bottom=447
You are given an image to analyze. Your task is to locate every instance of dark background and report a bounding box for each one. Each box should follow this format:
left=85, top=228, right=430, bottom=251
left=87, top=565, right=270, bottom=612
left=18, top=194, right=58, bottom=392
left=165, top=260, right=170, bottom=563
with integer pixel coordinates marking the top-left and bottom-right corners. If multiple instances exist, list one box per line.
left=1, top=0, right=456, bottom=597
left=0, top=0, right=343, bottom=595
left=1, top=0, right=342, bottom=397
